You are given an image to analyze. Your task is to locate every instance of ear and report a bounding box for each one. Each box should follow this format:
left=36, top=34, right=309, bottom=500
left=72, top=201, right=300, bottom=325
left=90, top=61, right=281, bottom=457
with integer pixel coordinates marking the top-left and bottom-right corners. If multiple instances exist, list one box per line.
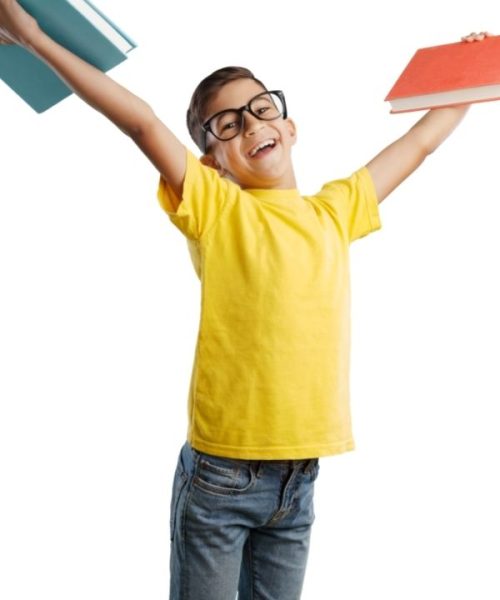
left=285, top=118, right=297, bottom=145
left=200, top=153, right=227, bottom=177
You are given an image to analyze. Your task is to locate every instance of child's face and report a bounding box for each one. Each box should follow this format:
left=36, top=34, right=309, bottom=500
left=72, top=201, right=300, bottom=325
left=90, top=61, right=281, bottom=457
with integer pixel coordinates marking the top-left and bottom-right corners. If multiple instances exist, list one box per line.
left=201, top=78, right=297, bottom=189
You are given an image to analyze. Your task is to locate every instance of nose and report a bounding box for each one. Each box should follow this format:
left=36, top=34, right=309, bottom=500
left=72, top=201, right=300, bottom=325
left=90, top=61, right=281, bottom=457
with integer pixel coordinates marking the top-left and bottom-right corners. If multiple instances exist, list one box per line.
left=242, top=109, right=264, bottom=137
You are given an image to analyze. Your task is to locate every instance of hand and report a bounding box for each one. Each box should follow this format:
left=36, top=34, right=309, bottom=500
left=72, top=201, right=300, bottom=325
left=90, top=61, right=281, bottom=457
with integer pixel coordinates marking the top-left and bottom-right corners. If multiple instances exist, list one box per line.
left=461, top=31, right=493, bottom=43
left=0, top=0, right=39, bottom=47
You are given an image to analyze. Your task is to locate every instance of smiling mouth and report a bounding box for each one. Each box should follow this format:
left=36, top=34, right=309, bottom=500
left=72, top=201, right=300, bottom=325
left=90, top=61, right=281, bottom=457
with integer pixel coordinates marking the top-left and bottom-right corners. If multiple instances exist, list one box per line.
left=248, top=139, right=277, bottom=158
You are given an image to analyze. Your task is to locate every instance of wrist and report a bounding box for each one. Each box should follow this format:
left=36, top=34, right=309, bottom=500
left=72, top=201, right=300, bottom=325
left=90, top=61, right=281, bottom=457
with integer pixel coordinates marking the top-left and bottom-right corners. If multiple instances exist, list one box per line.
left=22, top=22, right=44, bottom=52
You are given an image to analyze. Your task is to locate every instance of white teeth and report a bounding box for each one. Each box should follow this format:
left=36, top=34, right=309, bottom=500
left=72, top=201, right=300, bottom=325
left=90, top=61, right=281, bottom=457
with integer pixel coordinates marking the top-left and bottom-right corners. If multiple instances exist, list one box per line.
left=249, top=139, right=276, bottom=157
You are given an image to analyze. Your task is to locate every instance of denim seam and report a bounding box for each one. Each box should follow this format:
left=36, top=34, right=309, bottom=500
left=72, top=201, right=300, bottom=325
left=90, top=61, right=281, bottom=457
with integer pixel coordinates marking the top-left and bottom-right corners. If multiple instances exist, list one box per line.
left=170, top=471, right=188, bottom=542
left=248, top=532, right=256, bottom=600
left=199, top=458, right=241, bottom=478
left=192, top=466, right=256, bottom=497
left=267, top=466, right=299, bottom=524
left=180, top=451, right=201, bottom=599
left=192, top=457, right=256, bottom=497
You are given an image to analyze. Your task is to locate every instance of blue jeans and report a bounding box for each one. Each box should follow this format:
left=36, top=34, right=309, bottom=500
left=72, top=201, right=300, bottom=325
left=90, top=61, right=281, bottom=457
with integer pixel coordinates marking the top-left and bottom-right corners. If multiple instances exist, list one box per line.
left=169, top=442, right=320, bottom=600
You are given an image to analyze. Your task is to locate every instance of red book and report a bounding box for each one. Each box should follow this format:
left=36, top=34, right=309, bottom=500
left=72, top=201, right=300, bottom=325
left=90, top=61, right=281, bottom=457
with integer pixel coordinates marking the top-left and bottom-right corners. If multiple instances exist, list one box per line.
left=385, top=35, right=500, bottom=113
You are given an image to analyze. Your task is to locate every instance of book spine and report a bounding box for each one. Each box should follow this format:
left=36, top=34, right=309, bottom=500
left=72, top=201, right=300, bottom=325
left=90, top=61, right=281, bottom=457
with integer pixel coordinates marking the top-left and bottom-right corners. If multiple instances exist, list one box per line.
left=82, top=0, right=137, bottom=49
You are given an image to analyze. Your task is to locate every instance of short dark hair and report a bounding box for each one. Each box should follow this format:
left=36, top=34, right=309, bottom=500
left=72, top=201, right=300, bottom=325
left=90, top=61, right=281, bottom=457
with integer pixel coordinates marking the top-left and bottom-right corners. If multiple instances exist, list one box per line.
left=187, top=66, right=267, bottom=152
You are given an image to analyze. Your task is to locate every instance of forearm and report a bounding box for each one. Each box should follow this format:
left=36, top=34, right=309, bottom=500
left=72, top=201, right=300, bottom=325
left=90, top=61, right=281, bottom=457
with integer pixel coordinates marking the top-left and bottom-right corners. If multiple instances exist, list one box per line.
left=26, top=27, right=154, bottom=136
left=366, top=104, right=470, bottom=202
left=409, top=105, right=470, bottom=154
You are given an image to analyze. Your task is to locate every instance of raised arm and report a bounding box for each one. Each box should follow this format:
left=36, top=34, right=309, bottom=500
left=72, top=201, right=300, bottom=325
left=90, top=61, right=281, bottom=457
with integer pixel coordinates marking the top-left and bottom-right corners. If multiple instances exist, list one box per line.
left=0, top=0, right=185, bottom=200
left=366, top=31, right=491, bottom=205
left=365, top=105, right=469, bottom=204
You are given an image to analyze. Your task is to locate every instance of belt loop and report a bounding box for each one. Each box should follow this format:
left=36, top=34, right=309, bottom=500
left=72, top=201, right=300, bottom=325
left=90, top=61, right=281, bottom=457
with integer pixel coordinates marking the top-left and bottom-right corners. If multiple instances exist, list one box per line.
left=188, top=443, right=201, bottom=475
left=304, top=458, right=315, bottom=474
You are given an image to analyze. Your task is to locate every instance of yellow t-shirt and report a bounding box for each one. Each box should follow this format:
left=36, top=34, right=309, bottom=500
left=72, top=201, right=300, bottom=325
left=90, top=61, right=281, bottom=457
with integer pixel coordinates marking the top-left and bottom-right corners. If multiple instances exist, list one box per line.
left=158, top=149, right=381, bottom=459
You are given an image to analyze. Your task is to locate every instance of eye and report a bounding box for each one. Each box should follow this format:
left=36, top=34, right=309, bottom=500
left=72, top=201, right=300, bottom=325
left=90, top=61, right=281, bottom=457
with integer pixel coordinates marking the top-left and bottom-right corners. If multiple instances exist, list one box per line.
left=252, top=96, right=278, bottom=118
left=221, top=121, right=238, bottom=131
left=213, top=110, right=240, bottom=136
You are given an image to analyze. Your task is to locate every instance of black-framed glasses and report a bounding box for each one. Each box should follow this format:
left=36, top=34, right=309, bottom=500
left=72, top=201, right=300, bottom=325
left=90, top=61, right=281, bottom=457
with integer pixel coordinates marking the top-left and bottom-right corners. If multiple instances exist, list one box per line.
left=201, top=90, right=287, bottom=152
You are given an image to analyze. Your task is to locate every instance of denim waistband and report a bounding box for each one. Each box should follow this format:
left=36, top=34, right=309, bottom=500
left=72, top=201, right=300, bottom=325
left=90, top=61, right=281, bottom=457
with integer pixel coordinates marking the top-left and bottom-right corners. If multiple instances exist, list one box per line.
left=181, top=442, right=318, bottom=475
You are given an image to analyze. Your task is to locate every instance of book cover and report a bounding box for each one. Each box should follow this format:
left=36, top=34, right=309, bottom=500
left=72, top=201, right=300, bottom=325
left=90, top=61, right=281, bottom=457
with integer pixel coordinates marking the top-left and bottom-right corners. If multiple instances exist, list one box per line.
left=385, top=35, right=500, bottom=113
left=0, top=0, right=136, bottom=113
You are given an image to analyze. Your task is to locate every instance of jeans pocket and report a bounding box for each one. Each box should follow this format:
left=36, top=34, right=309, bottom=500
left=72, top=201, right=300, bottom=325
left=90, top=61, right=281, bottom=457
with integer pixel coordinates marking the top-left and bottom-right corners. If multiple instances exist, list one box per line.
left=193, top=456, right=255, bottom=497
left=170, top=465, right=188, bottom=541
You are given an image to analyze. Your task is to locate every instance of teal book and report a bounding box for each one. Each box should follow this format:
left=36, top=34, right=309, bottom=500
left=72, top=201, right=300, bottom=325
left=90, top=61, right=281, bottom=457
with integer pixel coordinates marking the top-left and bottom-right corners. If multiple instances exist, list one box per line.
left=0, top=0, right=136, bottom=112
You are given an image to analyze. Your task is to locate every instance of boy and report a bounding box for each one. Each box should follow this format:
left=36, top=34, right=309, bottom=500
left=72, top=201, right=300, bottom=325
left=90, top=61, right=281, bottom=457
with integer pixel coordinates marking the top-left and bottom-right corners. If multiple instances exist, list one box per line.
left=0, top=2, right=488, bottom=598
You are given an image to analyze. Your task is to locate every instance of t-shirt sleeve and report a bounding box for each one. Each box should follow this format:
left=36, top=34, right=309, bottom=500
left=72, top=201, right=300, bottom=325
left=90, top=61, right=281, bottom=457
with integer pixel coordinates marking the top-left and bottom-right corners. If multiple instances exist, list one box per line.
left=315, top=166, right=382, bottom=242
left=157, top=148, right=235, bottom=241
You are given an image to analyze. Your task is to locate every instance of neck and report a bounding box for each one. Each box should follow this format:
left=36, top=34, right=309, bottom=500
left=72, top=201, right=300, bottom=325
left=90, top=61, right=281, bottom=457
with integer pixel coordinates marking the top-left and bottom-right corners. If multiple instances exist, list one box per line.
left=239, top=167, right=297, bottom=190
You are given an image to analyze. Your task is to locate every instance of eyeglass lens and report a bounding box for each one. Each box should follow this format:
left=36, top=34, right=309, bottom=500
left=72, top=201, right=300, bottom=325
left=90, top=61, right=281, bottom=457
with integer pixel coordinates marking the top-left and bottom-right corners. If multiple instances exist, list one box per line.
left=209, top=92, right=284, bottom=141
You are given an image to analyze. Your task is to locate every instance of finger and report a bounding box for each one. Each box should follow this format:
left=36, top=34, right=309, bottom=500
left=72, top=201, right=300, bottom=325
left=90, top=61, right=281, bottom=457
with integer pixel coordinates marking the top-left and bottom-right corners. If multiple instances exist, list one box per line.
left=461, top=31, right=491, bottom=42
left=461, top=32, right=477, bottom=42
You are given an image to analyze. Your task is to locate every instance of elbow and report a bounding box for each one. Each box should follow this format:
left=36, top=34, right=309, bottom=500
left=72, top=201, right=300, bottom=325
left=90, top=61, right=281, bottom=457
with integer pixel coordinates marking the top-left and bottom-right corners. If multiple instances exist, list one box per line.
left=411, top=127, right=436, bottom=158
left=424, top=138, right=440, bottom=156
left=123, top=102, right=158, bottom=139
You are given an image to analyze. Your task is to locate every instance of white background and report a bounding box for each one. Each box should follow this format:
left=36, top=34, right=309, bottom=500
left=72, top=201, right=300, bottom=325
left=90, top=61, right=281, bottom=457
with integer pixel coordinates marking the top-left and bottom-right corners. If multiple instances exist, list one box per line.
left=1, top=0, right=499, bottom=598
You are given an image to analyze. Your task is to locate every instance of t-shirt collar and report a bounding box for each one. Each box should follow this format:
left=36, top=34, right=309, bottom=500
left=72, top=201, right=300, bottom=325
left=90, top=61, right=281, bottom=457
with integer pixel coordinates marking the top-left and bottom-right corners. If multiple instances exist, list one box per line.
left=243, top=187, right=302, bottom=205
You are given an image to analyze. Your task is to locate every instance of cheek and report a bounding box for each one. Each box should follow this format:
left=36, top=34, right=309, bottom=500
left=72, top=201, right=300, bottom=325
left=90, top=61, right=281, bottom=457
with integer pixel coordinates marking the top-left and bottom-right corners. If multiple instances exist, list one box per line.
left=222, top=145, right=246, bottom=170
left=213, top=147, right=241, bottom=175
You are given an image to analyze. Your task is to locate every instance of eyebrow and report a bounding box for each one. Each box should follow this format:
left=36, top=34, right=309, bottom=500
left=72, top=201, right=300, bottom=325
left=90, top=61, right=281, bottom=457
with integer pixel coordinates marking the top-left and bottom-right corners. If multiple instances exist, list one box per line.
left=207, top=92, right=266, bottom=122
left=215, top=107, right=240, bottom=117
